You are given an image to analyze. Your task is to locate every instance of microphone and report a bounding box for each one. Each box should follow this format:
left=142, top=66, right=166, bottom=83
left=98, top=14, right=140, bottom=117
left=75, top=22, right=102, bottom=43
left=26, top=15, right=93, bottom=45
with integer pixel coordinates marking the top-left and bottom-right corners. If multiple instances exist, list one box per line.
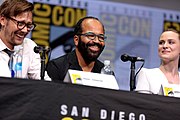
left=34, top=46, right=50, bottom=53
left=121, top=54, right=144, bottom=62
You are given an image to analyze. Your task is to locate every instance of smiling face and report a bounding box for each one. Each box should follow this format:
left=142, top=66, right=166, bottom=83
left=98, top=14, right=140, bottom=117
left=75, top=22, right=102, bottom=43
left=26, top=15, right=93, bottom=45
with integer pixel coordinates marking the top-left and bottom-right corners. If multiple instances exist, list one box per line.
left=158, top=30, right=180, bottom=64
left=74, top=18, right=105, bottom=62
left=0, top=11, right=33, bottom=50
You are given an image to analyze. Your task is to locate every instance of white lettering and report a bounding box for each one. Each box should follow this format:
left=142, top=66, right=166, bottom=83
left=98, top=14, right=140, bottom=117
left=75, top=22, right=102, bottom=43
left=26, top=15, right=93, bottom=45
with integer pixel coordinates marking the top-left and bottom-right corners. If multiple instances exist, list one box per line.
left=119, top=111, right=125, bottom=120
left=139, top=114, right=146, bottom=120
left=82, top=107, right=90, bottom=117
left=60, top=104, right=68, bottom=115
left=129, top=113, right=135, bottom=120
left=111, top=110, right=115, bottom=120
left=100, top=109, right=107, bottom=119
left=71, top=106, right=78, bottom=116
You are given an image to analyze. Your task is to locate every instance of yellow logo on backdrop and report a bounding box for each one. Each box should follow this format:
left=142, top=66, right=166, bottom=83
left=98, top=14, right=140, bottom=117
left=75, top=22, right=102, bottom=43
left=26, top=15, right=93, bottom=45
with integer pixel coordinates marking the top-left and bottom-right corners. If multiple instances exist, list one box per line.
left=32, top=2, right=87, bottom=46
left=164, top=21, right=180, bottom=32
left=32, top=2, right=87, bottom=63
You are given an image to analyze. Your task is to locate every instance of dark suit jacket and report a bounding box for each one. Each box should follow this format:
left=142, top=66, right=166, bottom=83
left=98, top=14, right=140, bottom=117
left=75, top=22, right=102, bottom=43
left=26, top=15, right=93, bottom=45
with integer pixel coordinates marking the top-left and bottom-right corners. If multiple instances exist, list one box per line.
left=46, top=50, right=104, bottom=82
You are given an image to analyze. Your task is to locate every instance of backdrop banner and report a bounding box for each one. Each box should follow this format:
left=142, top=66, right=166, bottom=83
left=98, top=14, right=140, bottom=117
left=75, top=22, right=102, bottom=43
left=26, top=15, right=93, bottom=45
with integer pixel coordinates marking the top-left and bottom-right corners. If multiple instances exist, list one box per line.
left=29, top=0, right=180, bottom=90
left=0, top=77, right=180, bottom=120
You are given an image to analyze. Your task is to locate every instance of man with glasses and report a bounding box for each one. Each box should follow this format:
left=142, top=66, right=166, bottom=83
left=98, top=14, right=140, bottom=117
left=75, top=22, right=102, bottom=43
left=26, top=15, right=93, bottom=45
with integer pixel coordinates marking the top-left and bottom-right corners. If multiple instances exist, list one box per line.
left=0, top=0, right=44, bottom=79
left=47, top=16, right=107, bottom=82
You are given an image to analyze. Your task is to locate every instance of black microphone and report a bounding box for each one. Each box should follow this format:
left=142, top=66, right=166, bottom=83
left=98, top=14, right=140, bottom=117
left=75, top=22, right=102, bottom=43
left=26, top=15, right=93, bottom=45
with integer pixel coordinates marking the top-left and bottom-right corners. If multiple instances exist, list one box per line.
left=34, top=46, right=50, bottom=53
left=121, top=54, right=144, bottom=62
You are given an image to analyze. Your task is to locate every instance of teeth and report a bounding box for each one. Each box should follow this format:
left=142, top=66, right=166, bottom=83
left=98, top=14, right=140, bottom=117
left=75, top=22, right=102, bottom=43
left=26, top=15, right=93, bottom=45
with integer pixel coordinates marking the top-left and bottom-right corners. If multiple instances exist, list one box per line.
left=17, top=34, right=24, bottom=38
left=89, top=46, right=99, bottom=52
left=92, top=46, right=98, bottom=48
left=90, top=46, right=98, bottom=49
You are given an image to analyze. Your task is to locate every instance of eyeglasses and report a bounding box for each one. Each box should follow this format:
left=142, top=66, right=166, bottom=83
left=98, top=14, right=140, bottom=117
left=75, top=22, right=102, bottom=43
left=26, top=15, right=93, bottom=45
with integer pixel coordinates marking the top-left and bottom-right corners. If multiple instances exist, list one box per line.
left=77, top=32, right=107, bottom=42
left=7, top=16, right=36, bottom=31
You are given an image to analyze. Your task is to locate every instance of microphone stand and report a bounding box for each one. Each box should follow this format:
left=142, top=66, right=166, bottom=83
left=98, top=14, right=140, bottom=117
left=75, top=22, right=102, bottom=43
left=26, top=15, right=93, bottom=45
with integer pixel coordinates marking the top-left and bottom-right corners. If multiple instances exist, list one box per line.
left=40, top=49, right=46, bottom=80
left=130, top=61, right=136, bottom=91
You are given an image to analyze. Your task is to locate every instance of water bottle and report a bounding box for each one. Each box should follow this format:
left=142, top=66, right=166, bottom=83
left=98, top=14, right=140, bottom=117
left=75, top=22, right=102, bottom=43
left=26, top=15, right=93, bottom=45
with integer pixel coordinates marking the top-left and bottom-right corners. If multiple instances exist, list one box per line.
left=101, top=60, right=113, bottom=75
left=14, top=47, right=23, bottom=78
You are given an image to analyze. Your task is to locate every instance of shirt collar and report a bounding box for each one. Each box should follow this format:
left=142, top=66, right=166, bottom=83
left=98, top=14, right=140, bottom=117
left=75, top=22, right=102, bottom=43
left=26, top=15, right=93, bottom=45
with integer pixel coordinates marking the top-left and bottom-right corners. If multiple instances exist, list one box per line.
left=0, top=39, right=23, bottom=52
left=0, top=39, right=10, bottom=52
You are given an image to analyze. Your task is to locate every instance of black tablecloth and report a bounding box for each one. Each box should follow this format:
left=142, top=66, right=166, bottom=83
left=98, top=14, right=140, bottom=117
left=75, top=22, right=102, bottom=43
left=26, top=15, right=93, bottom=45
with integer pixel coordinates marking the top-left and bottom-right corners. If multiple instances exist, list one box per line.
left=0, top=77, right=179, bottom=120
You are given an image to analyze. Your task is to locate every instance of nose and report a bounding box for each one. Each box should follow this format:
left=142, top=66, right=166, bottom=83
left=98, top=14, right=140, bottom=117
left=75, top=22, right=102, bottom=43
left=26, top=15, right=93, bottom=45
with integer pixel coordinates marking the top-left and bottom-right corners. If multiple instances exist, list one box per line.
left=162, top=42, right=168, bottom=49
left=93, top=36, right=100, bottom=43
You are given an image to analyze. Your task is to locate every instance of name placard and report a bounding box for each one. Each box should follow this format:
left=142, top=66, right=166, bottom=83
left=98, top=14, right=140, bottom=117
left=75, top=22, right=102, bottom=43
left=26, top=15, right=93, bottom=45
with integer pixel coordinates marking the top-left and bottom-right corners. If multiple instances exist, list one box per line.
left=64, top=69, right=119, bottom=90
left=160, top=84, right=180, bottom=98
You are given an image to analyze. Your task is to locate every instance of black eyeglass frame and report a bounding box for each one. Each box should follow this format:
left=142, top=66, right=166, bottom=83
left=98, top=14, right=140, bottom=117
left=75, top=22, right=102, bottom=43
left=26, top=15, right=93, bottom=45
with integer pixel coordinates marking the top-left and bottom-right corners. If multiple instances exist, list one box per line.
left=77, top=32, right=107, bottom=42
left=7, top=16, right=36, bottom=31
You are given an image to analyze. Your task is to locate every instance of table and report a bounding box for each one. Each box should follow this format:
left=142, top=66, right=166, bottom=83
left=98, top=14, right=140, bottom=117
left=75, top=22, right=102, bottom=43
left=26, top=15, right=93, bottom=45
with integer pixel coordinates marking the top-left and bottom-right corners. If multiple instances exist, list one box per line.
left=0, top=77, right=179, bottom=120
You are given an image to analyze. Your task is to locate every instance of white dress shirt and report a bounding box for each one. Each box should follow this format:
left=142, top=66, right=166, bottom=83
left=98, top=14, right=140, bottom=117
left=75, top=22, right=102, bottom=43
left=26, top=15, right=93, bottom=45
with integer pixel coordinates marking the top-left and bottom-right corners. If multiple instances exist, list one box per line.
left=0, top=38, right=51, bottom=80
left=135, top=68, right=180, bottom=94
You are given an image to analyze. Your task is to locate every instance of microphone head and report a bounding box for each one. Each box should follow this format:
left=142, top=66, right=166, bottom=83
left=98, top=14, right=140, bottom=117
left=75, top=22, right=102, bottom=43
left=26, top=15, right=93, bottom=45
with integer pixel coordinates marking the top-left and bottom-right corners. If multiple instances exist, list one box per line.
left=121, top=54, right=145, bottom=62
left=34, top=46, right=40, bottom=53
left=121, top=54, right=129, bottom=62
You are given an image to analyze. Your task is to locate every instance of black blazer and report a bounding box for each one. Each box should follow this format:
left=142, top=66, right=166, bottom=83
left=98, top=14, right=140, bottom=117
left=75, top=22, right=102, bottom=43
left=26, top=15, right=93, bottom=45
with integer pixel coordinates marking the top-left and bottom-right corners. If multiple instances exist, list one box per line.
left=46, top=50, right=104, bottom=82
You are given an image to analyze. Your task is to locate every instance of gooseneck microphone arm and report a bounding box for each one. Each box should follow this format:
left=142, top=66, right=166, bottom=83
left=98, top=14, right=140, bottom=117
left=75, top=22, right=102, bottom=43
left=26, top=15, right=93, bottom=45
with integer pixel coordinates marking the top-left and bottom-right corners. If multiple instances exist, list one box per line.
left=34, top=46, right=50, bottom=80
left=121, top=54, right=144, bottom=91
left=40, top=49, right=46, bottom=80
left=130, top=61, right=136, bottom=91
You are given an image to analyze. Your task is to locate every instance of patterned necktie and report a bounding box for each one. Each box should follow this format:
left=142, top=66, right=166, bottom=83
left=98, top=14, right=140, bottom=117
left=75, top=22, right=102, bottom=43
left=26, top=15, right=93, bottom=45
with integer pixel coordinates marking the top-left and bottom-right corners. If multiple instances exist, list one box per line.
left=3, top=48, right=15, bottom=77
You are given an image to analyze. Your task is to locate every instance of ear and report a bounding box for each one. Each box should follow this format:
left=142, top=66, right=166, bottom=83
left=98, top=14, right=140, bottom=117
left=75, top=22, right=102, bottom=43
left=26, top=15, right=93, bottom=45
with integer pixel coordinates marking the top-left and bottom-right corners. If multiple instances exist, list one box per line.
left=74, top=35, right=79, bottom=46
left=0, top=16, right=6, bottom=27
